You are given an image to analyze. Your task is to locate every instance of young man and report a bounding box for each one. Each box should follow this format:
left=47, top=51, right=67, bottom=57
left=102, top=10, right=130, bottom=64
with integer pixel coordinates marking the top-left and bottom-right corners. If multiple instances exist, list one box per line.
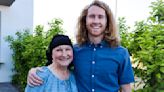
left=28, top=0, right=134, bottom=92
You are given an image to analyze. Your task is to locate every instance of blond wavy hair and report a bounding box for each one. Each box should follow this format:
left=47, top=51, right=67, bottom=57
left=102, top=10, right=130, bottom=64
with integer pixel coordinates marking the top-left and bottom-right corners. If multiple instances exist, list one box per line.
left=76, top=0, right=120, bottom=47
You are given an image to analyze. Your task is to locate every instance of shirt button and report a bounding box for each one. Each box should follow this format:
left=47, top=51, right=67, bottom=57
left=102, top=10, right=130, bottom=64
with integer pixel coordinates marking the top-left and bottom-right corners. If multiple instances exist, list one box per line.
left=92, top=75, right=94, bottom=78
left=100, top=45, right=103, bottom=48
left=93, top=48, right=96, bottom=51
left=92, top=89, right=95, bottom=92
left=92, top=61, right=95, bottom=64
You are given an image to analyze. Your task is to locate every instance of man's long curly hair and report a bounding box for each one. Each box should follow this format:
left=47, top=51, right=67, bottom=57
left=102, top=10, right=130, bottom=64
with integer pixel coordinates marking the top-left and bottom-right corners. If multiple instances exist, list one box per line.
left=76, top=0, right=120, bottom=47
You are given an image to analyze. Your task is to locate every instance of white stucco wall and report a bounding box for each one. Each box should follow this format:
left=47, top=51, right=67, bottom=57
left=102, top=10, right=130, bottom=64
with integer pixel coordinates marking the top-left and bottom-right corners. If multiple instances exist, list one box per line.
left=0, top=0, right=33, bottom=82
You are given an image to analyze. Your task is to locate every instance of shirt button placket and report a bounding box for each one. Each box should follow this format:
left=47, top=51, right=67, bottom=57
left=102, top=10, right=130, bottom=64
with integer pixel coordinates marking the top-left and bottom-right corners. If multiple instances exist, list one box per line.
left=91, top=46, right=96, bottom=92
left=91, top=47, right=96, bottom=92
left=92, top=89, right=95, bottom=92
left=93, top=48, right=96, bottom=51
left=92, top=61, right=95, bottom=64
left=91, top=60, right=95, bottom=92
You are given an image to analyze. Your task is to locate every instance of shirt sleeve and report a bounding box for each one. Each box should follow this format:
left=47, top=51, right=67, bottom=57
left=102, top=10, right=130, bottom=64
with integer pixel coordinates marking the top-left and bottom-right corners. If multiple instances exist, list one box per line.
left=118, top=48, right=135, bottom=85
left=25, top=84, right=45, bottom=92
left=25, top=67, right=49, bottom=92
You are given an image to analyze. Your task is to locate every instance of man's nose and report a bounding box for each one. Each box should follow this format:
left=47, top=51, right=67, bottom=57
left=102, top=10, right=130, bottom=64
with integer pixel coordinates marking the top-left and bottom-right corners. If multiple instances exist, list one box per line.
left=93, top=16, right=100, bottom=23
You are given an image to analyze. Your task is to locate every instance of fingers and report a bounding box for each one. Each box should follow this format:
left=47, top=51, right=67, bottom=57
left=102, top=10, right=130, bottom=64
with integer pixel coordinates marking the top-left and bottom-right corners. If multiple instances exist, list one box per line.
left=28, top=73, right=43, bottom=86
left=27, top=68, right=43, bottom=86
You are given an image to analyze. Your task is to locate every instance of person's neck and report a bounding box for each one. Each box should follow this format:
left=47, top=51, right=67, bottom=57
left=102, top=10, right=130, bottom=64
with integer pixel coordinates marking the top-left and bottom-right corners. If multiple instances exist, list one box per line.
left=88, top=35, right=104, bottom=45
left=48, top=63, right=69, bottom=80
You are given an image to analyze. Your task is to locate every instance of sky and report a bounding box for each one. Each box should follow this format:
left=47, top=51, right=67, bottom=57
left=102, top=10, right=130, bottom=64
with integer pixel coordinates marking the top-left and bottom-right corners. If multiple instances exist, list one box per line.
left=34, top=0, right=156, bottom=41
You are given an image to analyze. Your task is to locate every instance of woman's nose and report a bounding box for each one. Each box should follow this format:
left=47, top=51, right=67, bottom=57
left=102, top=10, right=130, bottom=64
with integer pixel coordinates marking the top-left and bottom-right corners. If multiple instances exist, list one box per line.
left=62, top=50, right=67, bottom=57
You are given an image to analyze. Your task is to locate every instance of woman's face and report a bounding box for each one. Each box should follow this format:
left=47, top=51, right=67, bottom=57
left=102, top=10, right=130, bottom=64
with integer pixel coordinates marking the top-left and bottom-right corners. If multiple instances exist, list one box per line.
left=52, top=45, right=73, bottom=67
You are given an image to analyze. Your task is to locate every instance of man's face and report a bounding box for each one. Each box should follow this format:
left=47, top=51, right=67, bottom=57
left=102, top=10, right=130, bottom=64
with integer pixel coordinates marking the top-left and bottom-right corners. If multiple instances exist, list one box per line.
left=86, top=5, right=107, bottom=37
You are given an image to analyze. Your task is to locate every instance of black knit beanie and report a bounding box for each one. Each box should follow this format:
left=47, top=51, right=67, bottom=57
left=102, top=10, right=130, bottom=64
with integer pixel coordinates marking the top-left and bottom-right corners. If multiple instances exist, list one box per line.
left=46, top=34, right=73, bottom=66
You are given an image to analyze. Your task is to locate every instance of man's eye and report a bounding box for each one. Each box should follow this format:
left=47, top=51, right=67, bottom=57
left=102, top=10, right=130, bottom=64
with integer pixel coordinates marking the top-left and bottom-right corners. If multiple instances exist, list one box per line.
left=88, top=15, right=95, bottom=18
left=99, top=15, right=105, bottom=19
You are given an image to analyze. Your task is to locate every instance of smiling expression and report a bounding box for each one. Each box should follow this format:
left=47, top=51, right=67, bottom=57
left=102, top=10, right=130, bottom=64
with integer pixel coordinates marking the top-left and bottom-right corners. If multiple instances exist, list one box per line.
left=86, top=5, right=107, bottom=37
left=52, top=45, right=73, bottom=67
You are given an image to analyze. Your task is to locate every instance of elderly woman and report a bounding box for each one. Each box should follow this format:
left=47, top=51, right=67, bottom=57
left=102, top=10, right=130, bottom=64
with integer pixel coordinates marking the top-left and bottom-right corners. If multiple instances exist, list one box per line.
left=25, top=34, right=78, bottom=92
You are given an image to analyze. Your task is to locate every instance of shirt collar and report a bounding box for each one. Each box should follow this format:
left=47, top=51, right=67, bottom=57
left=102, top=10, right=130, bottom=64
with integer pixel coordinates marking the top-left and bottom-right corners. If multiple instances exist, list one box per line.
left=85, top=40, right=110, bottom=48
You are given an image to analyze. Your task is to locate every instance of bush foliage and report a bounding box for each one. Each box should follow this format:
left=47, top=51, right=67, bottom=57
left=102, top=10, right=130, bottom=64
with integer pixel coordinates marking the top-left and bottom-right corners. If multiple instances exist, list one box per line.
left=119, top=0, right=164, bottom=91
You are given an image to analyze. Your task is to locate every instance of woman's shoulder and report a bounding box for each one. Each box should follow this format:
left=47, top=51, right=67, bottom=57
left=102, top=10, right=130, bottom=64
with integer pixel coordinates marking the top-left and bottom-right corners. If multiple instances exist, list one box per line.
left=69, top=71, right=78, bottom=92
left=69, top=72, right=76, bottom=82
left=36, top=66, right=51, bottom=80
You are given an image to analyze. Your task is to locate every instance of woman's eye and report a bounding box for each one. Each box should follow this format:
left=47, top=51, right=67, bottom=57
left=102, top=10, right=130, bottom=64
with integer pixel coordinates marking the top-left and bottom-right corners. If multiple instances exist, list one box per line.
left=66, top=48, right=71, bottom=51
left=56, top=49, right=62, bottom=51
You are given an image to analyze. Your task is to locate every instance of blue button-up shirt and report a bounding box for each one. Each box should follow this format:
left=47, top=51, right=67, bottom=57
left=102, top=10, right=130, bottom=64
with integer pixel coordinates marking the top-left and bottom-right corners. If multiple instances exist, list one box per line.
left=73, top=41, right=134, bottom=92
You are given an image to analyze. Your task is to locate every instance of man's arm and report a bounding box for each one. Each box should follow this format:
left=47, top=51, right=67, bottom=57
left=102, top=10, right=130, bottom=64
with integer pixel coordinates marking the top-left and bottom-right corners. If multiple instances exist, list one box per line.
left=120, top=83, right=132, bottom=92
left=27, top=67, right=43, bottom=86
